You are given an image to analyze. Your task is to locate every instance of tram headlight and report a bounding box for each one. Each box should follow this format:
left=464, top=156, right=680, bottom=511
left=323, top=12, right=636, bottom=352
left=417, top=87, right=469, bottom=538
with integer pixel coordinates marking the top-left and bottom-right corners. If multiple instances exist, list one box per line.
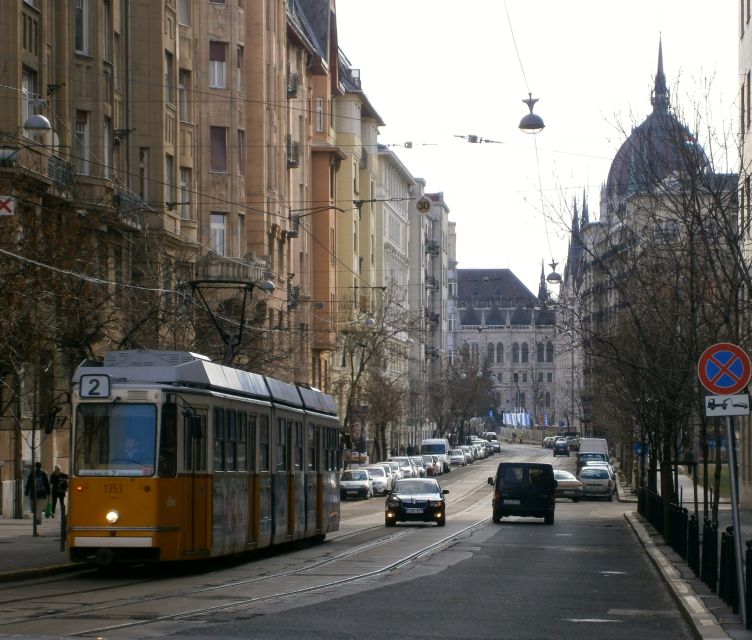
left=105, top=510, right=120, bottom=524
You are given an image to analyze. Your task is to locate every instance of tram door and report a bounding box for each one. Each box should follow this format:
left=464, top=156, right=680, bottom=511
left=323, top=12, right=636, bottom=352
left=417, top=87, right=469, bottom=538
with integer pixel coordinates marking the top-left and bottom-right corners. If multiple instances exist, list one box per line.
left=183, top=410, right=209, bottom=553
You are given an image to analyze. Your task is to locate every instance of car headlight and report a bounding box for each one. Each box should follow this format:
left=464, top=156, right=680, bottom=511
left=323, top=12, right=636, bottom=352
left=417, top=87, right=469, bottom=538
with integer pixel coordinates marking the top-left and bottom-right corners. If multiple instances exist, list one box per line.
left=386, top=497, right=401, bottom=508
left=105, top=510, right=119, bottom=524
left=429, top=500, right=444, bottom=507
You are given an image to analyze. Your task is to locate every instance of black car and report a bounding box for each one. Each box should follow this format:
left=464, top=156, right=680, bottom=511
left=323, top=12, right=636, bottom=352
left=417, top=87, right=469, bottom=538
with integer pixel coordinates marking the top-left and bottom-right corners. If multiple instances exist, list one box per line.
left=385, top=478, right=448, bottom=527
left=488, top=462, right=557, bottom=525
left=553, top=440, right=570, bottom=456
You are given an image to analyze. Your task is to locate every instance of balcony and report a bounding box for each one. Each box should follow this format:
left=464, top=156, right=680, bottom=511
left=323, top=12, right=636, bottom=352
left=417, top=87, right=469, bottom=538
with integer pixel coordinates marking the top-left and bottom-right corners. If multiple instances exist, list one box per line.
left=286, top=135, right=300, bottom=168
left=0, top=145, right=74, bottom=196
left=426, top=276, right=438, bottom=290
left=425, top=241, right=440, bottom=255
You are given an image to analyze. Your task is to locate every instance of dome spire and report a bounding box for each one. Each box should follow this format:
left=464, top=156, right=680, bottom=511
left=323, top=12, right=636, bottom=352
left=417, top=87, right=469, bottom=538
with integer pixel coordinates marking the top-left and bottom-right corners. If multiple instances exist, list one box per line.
left=651, top=37, right=669, bottom=113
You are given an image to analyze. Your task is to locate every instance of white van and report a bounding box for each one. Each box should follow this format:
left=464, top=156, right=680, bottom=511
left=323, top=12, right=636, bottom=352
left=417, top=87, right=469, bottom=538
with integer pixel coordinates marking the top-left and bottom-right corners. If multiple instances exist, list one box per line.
left=420, top=438, right=452, bottom=472
left=578, top=437, right=608, bottom=457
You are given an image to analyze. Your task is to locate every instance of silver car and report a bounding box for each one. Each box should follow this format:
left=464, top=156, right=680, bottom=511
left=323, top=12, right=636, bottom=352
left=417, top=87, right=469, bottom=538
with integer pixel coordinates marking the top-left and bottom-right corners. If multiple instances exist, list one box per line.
left=363, top=466, right=390, bottom=495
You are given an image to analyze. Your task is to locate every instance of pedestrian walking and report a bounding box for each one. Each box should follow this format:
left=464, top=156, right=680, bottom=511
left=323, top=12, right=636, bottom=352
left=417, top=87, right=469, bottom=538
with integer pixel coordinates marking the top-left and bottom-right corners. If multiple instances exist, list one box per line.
left=49, top=464, right=68, bottom=517
left=24, top=461, right=50, bottom=525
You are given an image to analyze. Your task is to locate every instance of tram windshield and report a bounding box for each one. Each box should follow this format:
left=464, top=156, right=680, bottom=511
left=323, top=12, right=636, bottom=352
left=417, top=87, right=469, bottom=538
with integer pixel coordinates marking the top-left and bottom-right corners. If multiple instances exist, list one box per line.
left=74, top=403, right=157, bottom=477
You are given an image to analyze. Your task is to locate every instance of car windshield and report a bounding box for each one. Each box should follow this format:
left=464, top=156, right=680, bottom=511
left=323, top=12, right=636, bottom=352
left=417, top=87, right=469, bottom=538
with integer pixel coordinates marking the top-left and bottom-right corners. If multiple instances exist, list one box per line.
left=580, top=469, right=609, bottom=479
left=365, top=467, right=384, bottom=477
left=342, top=471, right=368, bottom=481
left=451, top=449, right=463, bottom=455
left=554, top=470, right=576, bottom=480
left=395, top=480, right=439, bottom=494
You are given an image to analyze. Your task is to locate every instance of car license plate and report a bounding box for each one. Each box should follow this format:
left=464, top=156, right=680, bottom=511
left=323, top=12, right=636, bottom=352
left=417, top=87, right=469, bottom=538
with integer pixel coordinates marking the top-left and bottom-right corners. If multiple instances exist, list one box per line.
left=503, top=499, right=521, bottom=505
left=405, top=508, right=424, bottom=514
left=347, top=490, right=358, bottom=495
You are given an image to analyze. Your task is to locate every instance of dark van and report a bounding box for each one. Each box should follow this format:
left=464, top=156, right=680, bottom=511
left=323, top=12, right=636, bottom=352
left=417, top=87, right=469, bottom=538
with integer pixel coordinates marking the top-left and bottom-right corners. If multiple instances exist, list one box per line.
left=487, top=462, right=557, bottom=525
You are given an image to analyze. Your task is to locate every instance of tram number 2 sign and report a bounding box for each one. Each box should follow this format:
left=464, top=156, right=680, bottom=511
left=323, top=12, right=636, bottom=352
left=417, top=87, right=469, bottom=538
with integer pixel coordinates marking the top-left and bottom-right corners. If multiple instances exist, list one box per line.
left=80, top=374, right=112, bottom=398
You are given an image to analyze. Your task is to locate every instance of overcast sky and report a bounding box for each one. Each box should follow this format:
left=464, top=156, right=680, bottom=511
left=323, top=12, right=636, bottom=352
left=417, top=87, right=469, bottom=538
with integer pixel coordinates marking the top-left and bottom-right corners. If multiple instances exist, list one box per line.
left=335, top=0, right=739, bottom=294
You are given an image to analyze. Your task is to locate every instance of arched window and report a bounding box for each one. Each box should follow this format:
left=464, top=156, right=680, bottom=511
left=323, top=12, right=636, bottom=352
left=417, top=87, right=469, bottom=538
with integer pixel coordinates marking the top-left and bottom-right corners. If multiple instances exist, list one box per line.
left=519, top=392, right=526, bottom=408
left=512, top=343, right=519, bottom=363
left=461, top=343, right=470, bottom=364
left=545, top=392, right=551, bottom=407
left=537, top=342, right=544, bottom=362
left=521, top=343, right=529, bottom=363
left=546, top=341, right=554, bottom=362
left=487, top=343, right=495, bottom=363
left=471, top=343, right=479, bottom=362
left=496, top=343, right=503, bottom=363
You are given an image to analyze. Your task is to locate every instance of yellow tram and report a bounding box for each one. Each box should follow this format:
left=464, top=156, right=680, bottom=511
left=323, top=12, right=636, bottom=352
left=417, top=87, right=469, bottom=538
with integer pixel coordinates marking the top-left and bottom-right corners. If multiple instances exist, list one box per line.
left=68, top=350, right=341, bottom=566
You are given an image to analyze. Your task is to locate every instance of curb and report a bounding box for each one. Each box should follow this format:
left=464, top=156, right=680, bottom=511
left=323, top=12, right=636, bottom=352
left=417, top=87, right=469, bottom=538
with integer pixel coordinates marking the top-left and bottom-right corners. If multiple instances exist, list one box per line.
left=0, top=562, right=82, bottom=583
left=624, top=511, right=730, bottom=640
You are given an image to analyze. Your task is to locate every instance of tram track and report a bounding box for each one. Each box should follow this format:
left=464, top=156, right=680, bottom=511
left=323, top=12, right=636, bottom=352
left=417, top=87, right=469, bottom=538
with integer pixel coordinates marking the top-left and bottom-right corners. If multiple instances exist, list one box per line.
left=0, top=458, right=506, bottom=637
left=0, top=457, right=500, bottom=636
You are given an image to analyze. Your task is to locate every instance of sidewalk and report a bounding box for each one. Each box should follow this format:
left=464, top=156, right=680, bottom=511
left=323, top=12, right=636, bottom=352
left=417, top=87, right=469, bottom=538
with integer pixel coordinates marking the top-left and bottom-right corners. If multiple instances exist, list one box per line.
left=0, top=515, right=77, bottom=582
left=622, top=473, right=752, bottom=640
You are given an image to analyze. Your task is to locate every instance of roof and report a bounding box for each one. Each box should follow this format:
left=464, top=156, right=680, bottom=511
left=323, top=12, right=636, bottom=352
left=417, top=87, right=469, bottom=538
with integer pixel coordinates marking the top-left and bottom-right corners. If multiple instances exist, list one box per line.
left=603, top=40, right=709, bottom=219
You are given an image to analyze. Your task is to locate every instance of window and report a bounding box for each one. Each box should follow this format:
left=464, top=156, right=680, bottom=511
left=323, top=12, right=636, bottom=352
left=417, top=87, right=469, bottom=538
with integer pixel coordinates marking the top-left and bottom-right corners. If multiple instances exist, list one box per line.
left=538, top=372, right=543, bottom=382
left=209, top=41, right=227, bottom=88
left=210, top=126, right=228, bottom=172
left=315, top=97, right=324, bottom=132
left=164, top=51, right=175, bottom=104
left=213, top=408, right=225, bottom=471
left=546, top=342, right=554, bottom=362
left=521, top=343, right=529, bottom=363
left=139, top=148, right=149, bottom=199
left=547, top=372, right=553, bottom=383
left=236, top=45, right=244, bottom=91
left=165, top=154, right=175, bottom=207
left=210, top=213, right=226, bottom=255
left=276, top=418, right=287, bottom=472
left=178, top=69, right=190, bottom=121
left=103, top=0, right=113, bottom=62
left=103, top=117, right=112, bottom=178
left=512, top=343, right=519, bottom=363
left=21, top=67, right=39, bottom=128
left=307, top=424, right=316, bottom=471
left=496, top=343, right=503, bottom=363
left=74, top=0, right=88, bottom=54
left=237, top=129, right=245, bottom=175
left=487, top=343, right=495, bottom=364
left=73, top=111, right=90, bottom=175
left=179, top=167, right=191, bottom=219
left=177, top=0, right=190, bottom=25
left=537, top=342, right=544, bottom=362
left=545, top=392, right=551, bottom=408
left=259, top=415, right=270, bottom=471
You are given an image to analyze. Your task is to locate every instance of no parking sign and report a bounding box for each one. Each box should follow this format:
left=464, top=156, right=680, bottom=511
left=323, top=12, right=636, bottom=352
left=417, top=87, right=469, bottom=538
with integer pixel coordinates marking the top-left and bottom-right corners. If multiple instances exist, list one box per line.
left=697, top=343, right=751, bottom=395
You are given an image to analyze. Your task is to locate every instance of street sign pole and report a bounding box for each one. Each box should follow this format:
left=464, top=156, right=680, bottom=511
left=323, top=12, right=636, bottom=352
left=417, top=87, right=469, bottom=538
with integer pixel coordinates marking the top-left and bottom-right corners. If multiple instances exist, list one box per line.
left=726, top=414, right=746, bottom=627
left=698, top=342, right=751, bottom=627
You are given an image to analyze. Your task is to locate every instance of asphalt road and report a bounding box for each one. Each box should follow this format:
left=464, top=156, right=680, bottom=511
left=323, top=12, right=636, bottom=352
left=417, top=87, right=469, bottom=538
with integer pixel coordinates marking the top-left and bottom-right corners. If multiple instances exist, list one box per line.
left=167, top=450, right=694, bottom=640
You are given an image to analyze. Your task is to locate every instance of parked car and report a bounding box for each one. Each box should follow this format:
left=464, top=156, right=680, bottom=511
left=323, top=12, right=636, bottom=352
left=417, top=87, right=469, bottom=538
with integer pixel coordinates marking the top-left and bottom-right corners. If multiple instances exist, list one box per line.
left=384, top=460, right=402, bottom=480
left=362, top=465, right=390, bottom=495
left=385, top=478, right=449, bottom=527
left=460, top=445, right=475, bottom=463
left=488, top=462, right=557, bottom=525
left=553, top=469, right=583, bottom=502
left=389, top=457, right=416, bottom=478
left=576, top=451, right=609, bottom=474
left=449, top=449, right=467, bottom=466
left=340, top=469, right=373, bottom=500
left=578, top=467, right=614, bottom=500
left=543, top=436, right=555, bottom=448
left=584, top=461, right=618, bottom=497
left=421, top=455, right=440, bottom=476
left=409, top=456, right=428, bottom=477
left=375, top=462, right=397, bottom=490
left=553, top=440, right=570, bottom=457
